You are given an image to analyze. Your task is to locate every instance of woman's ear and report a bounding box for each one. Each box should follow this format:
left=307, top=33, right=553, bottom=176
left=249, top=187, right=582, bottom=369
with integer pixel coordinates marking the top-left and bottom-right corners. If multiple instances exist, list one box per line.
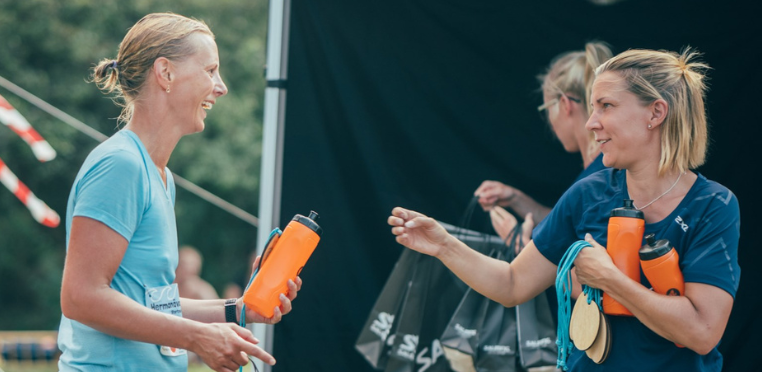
left=649, top=99, right=669, bottom=128
left=152, top=57, right=172, bottom=91
left=560, top=95, right=573, bottom=116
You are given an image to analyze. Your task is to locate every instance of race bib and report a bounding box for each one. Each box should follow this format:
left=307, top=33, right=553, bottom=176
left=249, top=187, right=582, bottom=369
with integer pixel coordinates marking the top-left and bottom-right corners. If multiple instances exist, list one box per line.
left=145, top=283, right=187, bottom=356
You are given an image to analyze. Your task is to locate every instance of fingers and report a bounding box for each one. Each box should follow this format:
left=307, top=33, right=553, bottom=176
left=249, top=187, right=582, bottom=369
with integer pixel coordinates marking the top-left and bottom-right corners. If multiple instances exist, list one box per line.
left=521, top=212, right=534, bottom=242
left=286, top=278, right=299, bottom=300
left=277, top=292, right=291, bottom=317
left=389, top=207, right=425, bottom=228
left=247, top=345, right=276, bottom=366
left=474, top=180, right=493, bottom=196
left=233, top=334, right=275, bottom=366
left=476, top=183, right=499, bottom=210
left=391, top=207, right=423, bottom=221
left=490, top=206, right=514, bottom=222
left=584, top=233, right=603, bottom=249
left=269, top=305, right=283, bottom=324
left=230, top=327, right=275, bottom=365
left=294, top=276, right=303, bottom=291
left=199, top=324, right=271, bottom=371
left=390, top=225, right=405, bottom=236
left=251, top=255, right=261, bottom=271
left=489, top=207, right=517, bottom=242
left=230, top=324, right=257, bottom=343
left=231, top=350, right=251, bottom=369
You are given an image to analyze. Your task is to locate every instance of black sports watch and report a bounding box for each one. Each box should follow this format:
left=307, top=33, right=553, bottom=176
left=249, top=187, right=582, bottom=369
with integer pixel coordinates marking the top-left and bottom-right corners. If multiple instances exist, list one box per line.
left=224, top=298, right=238, bottom=323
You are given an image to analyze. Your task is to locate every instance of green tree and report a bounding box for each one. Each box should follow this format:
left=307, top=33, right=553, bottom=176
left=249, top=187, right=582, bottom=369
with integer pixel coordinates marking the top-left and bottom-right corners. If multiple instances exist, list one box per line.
left=0, top=0, right=269, bottom=329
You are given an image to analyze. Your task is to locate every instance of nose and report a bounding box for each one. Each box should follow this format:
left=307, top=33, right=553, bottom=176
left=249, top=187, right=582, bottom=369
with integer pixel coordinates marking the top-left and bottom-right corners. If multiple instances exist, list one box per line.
left=214, top=75, right=228, bottom=97
left=585, top=110, right=600, bottom=132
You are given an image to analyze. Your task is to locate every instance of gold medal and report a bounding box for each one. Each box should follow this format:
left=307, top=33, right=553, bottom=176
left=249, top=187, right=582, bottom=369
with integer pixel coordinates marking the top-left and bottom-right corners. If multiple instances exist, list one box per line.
left=569, top=292, right=600, bottom=351
left=585, top=311, right=611, bottom=364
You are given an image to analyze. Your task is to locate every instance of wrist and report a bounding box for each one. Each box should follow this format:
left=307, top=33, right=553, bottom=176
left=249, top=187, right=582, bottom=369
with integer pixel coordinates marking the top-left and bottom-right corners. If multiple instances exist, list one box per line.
left=224, top=298, right=238, bottom=324
left=438, top=234, right=462, bottom=262
left=501, top=188, right=518, bottom=207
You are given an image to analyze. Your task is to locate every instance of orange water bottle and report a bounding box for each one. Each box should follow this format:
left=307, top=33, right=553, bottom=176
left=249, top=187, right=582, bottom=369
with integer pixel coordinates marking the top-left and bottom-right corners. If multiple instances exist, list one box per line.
left=243, top=211, right=323, bottom=317
left=640, top=234, right=685, bottom=347
left=639, top=234, right=684, bottom=296
left=602, top=199, right=644, bottom=316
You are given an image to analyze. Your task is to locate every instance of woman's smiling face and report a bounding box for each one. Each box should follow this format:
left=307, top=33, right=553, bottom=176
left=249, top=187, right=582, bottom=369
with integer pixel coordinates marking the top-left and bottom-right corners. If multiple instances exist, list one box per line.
left=586, top=71, right=654, bottom=170
left=167, top=32, right=228, bottom=134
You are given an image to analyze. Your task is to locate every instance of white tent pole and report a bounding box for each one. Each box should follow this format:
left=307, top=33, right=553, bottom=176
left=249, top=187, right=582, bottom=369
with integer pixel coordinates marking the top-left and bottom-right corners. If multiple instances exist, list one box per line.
left=252, top=0, right=291, bottom=371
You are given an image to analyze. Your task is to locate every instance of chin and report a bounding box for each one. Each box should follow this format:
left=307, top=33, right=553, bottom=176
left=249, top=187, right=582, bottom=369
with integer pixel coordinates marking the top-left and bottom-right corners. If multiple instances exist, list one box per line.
left=601, top=154, right=615, bottom=168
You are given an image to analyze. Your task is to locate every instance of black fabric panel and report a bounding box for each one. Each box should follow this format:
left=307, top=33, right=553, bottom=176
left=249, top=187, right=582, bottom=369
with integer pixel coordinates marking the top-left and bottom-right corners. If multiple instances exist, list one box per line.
left=275, top=1, right=762, bottom=371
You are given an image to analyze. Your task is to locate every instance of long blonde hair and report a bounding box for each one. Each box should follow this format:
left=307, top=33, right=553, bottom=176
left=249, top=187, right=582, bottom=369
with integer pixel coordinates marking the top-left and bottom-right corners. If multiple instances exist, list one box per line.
left=538, top=42, right=613, bottom=159
left=595, top=48, right=709, bottom=175
left=91, top=13, right=213, bottom=125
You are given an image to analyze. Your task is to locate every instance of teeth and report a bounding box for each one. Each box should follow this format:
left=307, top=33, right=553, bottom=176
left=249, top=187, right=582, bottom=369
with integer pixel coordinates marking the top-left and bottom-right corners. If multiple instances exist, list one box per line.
left=598, top=139, right=609, bottom=144
left=202, top=101, right=213, bottom=110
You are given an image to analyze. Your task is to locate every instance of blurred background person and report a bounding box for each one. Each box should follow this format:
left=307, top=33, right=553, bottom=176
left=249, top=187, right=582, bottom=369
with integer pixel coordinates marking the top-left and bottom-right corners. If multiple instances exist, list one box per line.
left=476, top=42, right=613, bottom=239
left=176, top=245, right=220, bottom=300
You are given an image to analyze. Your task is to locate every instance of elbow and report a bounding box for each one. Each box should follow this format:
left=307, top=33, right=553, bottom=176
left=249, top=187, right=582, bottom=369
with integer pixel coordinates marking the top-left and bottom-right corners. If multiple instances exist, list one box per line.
left=683, top=326, right=721, bottom=355
left=60, top=287, right=76, bottom=319
left=60, top=284, right=86, bottom=321
left=691, top=337, right=720, bottom=356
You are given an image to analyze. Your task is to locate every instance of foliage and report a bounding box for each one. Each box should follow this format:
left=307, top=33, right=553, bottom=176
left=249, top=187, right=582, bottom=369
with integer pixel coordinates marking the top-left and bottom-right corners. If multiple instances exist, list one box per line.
left=0, top=0, right=269, bottom=329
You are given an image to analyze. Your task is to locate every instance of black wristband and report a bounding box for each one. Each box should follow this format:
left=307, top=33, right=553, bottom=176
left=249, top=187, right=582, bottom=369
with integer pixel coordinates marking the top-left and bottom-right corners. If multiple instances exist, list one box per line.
left=224, top=298, right=238, bottom=323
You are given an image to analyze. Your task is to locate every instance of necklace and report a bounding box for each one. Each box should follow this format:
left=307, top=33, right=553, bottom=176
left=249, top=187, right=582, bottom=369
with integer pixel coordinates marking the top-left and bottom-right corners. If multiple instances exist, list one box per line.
left=630, top=172, right=685, bottom=211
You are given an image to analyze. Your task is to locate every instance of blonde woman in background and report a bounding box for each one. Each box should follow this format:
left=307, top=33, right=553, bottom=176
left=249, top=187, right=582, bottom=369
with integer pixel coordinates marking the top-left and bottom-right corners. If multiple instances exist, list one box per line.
left=476, top=42, right=613, bottom=242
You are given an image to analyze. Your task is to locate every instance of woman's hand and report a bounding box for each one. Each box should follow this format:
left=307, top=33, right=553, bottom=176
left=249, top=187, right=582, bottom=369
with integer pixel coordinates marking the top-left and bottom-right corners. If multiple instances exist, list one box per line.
left=236, top=256, right=302, bottom=324
left=192, top=323, right=275, bottom=372
left=237, top=256, right=302, bottom=325
left=489, top=207, right=534, bottom=255
left=573, top=234, right=620, bottom=290
left=388, top=207, right=452, bottom=258
left=474, top=180, right=516, bottom=211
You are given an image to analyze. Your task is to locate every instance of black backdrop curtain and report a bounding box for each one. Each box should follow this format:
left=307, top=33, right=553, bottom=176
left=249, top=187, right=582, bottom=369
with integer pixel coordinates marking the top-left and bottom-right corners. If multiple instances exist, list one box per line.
left=273, top=0, right=762, bottom=371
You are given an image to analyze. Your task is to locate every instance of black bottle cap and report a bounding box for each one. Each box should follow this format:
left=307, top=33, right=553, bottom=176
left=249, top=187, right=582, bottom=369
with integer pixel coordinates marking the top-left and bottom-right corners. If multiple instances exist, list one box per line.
left=610, top=199, right=644, bottom=219
left=639, top=233, right=671, bottom=260
left=293, top=210, right=323, bottom=236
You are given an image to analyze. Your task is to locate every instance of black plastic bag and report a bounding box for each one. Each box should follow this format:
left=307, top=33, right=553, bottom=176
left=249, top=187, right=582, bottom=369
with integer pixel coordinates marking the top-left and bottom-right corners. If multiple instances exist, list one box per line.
left=441, top=244, right=517, bottom=372
left=384, top=252, right=434, bottom=372
left=475, top=296, right=517, bottom=372
left=356, top=248, right=420, bottom=369
left=516, top=291, right=558, bottom=370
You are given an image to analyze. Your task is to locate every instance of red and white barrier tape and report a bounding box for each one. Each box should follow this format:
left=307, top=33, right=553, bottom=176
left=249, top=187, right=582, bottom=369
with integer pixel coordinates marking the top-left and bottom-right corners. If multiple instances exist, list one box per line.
left=0, top=158, right=60, bottom=227
left=1, top=94, right=56, bottom=162
left=0, top=93, right=60, bottom=228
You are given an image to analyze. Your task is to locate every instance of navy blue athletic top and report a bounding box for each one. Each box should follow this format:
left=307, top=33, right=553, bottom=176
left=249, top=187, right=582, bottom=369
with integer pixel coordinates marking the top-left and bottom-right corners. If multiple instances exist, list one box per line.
left=533, top=168, right=740, bottom=371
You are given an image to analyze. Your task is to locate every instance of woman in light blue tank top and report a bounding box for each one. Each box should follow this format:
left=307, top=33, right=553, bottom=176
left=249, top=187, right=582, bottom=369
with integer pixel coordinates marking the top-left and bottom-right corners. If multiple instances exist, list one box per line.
left=58, top=13, right=301, bottom=372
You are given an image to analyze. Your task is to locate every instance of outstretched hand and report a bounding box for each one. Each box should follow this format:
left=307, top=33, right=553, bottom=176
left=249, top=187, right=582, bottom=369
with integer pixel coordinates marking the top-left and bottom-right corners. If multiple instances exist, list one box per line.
left=388, top=207, right=452, bottom=258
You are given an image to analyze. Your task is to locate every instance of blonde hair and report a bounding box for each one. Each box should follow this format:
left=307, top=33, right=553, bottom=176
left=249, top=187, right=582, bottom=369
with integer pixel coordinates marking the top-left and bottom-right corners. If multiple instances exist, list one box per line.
left=91, top=13, right=213, bottom=125
left=595, top=48, right=709, bottom=175
left=539, top=42, right=613, bottom=158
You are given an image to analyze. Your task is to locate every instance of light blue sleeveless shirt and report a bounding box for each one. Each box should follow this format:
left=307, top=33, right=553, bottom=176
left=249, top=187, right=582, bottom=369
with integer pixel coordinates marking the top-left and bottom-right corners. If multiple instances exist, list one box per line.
left=58, top=130, right=185, bottom=371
